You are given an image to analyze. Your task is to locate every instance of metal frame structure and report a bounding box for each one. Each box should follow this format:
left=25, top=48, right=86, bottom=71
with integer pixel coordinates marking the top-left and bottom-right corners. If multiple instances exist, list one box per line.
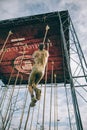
left=0, top=10, right=87, bottom=130
left=58, top=11, right=87, bottom=130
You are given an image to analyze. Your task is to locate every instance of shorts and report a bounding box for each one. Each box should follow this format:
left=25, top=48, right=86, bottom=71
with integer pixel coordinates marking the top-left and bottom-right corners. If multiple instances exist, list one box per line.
left=28, top=68, right=44, bottom=87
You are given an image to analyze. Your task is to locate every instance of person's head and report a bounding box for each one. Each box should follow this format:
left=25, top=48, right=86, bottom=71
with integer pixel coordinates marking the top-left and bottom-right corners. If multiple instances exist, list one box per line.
left=38, top=43, right=45, bottom=50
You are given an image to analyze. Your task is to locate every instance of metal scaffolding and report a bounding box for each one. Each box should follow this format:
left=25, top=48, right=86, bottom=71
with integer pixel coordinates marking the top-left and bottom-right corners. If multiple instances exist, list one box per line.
left=58, top=11, right=87, bottom=130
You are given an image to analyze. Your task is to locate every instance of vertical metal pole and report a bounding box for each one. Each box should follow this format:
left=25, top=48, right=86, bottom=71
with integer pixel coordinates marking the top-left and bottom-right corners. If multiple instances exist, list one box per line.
left=58, top=12, right=83, bottom=130
left=61, top=31, right=73, bottom=130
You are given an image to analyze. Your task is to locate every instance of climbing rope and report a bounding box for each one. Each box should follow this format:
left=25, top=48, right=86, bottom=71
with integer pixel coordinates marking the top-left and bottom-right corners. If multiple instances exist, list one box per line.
left=24, top=103, right=31, bottom=130
left=18, top=87, right=28, bottom=130
left=0, top=31, right=13, bottom=63
left=35, top=84, right=43, bottom=130
left=54, top=74, right=58, bottom=130
left=0, top=31, right=13, bottom=109
left=6, top=75, right=23, bottom=130
left=42, top=25, right=50, bottom=130
left=49, top=61, right=54, bottom=130
left=4, top=45, right=27, bottom=129
left=0, top=67, right=15, bottom=109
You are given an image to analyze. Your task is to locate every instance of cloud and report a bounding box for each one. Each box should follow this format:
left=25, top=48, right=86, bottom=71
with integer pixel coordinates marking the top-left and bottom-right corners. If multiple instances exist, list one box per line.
left=0, top=0, right=87, bottom=45
left=0, top=0, right=87, bottom=129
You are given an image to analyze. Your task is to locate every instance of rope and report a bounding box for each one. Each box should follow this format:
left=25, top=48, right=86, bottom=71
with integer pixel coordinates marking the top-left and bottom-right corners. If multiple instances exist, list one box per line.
left=0, top=111, right=5, bottom=130
left=4, top=45, right=26, bottom=129
left=19, top=70, right=34, bottom=130
left=0, top=30, right=16, bottom=130
left=43, top=25, right=50, bottom=44
left=49, top=61, right=54, bottom=130
left=24, top=104, right=31, bottom=130
left=0, top=31, right=13, bottom=111
left=4, top=76, right=22, bottom=129
left=0, top=68, right=16, bottom=130
left=0, top=67, right=15, bottom=109
left=42, top=25, right=50, bottom=129
left=29, top=108, right=35, bottom=130
left=18, top=87, right=28, bottom=130
left=0, top=87, right=7, bottom=109
left=0, top=27, right=28, bottom=116
left=3, top=71, right=18, bottom=128
left=24, top=25, right=50, bottom=130
left=0, top=31, right=13, bottom=63
left=54, top=74, right=59, bottom=130
left=35, top=84, right=43, bottom=130
left=0, top=67, right=15, bottom=126
left=1, top=24, right=50, bottom=129
left=6, top=76, right=23, bottom=130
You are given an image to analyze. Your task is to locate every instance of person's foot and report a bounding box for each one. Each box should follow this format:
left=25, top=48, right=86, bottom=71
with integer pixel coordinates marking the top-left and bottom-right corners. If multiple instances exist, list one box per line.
left=30, top=97, right=37, bottom=107
left=35, top=88, right=41, bottom=100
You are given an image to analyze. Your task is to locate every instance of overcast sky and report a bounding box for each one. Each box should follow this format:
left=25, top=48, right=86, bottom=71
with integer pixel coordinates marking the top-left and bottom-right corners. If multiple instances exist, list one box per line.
left=0, top=0, right=87, bottom=130
left=0, top=0, right=87, bottom=57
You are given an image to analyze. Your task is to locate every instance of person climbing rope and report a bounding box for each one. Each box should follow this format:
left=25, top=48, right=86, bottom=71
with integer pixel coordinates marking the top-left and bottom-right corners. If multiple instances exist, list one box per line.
left=28, top=43, right=49, bottom=107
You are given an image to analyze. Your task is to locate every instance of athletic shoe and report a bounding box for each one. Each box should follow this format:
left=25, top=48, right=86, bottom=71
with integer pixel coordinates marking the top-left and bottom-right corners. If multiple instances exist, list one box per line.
left=30, top=97, right=37, bottom=107
left=35, top=88, right=41, bottom=100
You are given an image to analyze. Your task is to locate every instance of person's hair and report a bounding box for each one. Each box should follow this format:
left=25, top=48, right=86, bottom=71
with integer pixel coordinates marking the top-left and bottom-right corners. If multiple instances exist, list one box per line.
left=38, top=43, right=45, bottom=50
